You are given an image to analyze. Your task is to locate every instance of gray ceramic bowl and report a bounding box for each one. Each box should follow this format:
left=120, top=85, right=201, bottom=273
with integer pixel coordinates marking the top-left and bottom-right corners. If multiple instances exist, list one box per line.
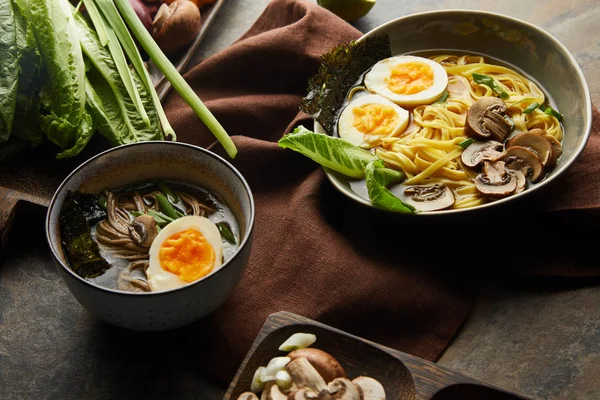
left=316, top=10, right=592, bottom=214
left=46, top=142, right=254, bottom=331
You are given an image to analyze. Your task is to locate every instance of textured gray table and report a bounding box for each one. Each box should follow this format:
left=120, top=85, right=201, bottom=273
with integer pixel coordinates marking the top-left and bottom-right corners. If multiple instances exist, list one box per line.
left=1, top=1, right=598, bottom=399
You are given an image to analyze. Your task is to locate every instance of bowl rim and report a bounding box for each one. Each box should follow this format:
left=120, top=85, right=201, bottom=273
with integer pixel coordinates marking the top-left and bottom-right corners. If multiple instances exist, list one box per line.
left=45, top=141, right=255, bottom=296
left=320, top=8, right=593, bottom=215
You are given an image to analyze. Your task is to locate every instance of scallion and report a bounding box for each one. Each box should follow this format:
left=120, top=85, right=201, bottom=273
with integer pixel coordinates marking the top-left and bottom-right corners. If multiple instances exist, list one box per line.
left=544, top=107, right=563, bottom=122
left=434, top=89, right=448, bottom=103
left=216, top=221, right=237, bottom=244
left=155, top=193, right=179, bottom=220
left=97, top=195, right=107, bottom=210
left=156, top=181, right=179, bottom=204
left=81, top=0, right=108, bottom=46
left=146, top=209, right=175, bottom=227
left=459, top=138, right=475, bottom=149
left=472, top=73, right=509, bottom=100
left=114, top=0, right=237, bottom=158
left=523, top=102, right=540, bottom=114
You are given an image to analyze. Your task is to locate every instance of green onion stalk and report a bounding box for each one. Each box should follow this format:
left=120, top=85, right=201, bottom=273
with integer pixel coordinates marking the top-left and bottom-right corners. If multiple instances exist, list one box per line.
left=113, top=0, right=238, bottom=158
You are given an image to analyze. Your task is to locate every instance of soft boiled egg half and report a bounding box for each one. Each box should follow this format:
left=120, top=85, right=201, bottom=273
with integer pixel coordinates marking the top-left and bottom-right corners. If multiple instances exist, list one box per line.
left=338, top=93, right=409, bottom=147
left=364, top=55, right=448, bottom=107
left=147, top=216, right=223, bottom=292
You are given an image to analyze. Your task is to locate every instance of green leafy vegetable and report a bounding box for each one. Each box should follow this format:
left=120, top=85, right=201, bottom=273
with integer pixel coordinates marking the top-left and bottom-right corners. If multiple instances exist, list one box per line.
left=216, top=221, right=236, bottom=244
left=75, top=11, right=162, bottom=145
left=434, top=90, right=449, bottom=104
left=472, top=73, right=509, bottom=100
left=0, top=0, right=20, bottom=141
left=60, top=193, right=110, bottom=279
left=544, top=106, right=563, bottom=122
left=365, top=160, right=415, bottom=214
left=523, top=102, right=540, bottom=114
left=93, top=0, right=174, bottom=141
left=31, top=0, right=94, bottom=158
left=459, top=138, right=475, bottom=149
left=278, top=126, right=377, bottom=179
left=300, top=35, right=391, bottom=134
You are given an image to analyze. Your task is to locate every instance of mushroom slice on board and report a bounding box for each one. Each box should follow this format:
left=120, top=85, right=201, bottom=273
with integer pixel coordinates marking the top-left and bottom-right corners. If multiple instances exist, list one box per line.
left=460, top=140, right=504, bottom=168
left=474, top=161, right=517, bottom=197
left=260, top=382, right=288, bottom=400
left=397, top=184, right=455, bottom=212
left=289, top=389, right=333, bottom=400
left=285, top=357, right=328, bottom=393
left=327, top=378, right=361, bottom=400
left=287, top=349, right=346, bottom=384
left=465, top=97, right=512, bottom=142
left=505, top=131, right=553, bottom=166
left=352, top=376, right=386, bottom=400
left=499, top=146, right=545, bottom=182
left=237, top=392, right=259, bottom=400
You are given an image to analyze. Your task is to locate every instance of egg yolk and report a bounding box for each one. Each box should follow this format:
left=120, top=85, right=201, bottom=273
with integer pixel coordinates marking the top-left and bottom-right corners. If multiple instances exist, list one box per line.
left=387, top=62, right=434, bottom=95
left=352, top=103, right=400, bottom=136
left=158, top=228, right=215, bottom=283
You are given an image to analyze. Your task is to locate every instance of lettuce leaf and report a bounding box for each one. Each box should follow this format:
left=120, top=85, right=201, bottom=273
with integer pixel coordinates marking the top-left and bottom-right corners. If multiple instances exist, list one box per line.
left=31, top=0, right=93, bottom=157
left=278, top=126, right=377, bottom=179
left=365, top=160, right=415, bottom=214
left=0, top=0, right=20, bottom=142
left=75, top=11, right=162, bottom=145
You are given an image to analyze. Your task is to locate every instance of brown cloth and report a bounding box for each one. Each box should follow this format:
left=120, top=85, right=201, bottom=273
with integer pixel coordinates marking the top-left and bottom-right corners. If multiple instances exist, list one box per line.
left=160, top=0, right=600, bottom=385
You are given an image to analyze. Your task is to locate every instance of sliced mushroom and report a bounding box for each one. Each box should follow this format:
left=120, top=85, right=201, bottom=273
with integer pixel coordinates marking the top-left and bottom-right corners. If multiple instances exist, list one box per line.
left=474, top=161, right=517, bottom=197
left=499, top=146, right=544, bottom=182
left=397, top=184, right=455, bottom=212
left=287, top=349, right=346, bottom=384
left=352, top=377, right=386, bottom=400
left=128, top=214, right=158, bottom=247
left=285, top=357, right=328, bottom=393
left=260, top=382, right=288, bottom=400
left=237, top=392, right=259, bottom=400
left=289, top=389, right=333, bottom=400
left=505, top=131, right=553, bottom=166
left=465, top=97, right=512, bottom=142
left=529, top=128, right=563, bottom=168
left=327, top=378, right=361, bottom=400
left=460, top=140, right=503, bottom=168
left=513, top=169, right=527, bottom=194
left=152, top=0, right=202, bottom=55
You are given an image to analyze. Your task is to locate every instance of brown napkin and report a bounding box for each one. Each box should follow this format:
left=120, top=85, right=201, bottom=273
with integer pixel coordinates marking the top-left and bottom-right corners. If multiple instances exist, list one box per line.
left=162, top=0, right=600, bottom=384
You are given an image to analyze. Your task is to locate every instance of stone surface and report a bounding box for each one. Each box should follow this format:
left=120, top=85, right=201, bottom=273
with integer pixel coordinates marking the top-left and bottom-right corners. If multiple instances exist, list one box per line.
left=1, top=1, right=598, bottom=399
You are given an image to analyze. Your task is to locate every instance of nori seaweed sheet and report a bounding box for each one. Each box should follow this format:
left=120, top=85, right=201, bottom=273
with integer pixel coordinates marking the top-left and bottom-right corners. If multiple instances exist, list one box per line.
left=300, top=35, right=392, bottom=135
left=70, top=192, right=107, bottom=225
left=59, top=192, right=109, bottom=279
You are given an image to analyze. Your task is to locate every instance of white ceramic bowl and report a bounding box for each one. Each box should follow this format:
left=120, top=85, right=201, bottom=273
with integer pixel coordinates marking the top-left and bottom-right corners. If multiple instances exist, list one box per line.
left=46, top=142, right=254, bottom=331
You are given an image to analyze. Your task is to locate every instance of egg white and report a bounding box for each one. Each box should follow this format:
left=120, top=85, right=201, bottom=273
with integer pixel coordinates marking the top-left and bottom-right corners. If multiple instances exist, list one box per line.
left=364, top=56, right=448, bottom=107
left=338, top=93, right=409, bottom=147
left=147, top=216, right=223, bottom=292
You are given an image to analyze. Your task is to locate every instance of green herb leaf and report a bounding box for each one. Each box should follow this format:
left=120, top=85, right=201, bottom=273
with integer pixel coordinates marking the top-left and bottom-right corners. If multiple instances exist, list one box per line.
left=434, top=90, right=449, bottom=103
left=459, top=138, right=475, bottom=149
left=544, top=106, right=563, bottom=122
left=216, top=221, right=236, bottom=244
left=0, top=0, right=20, bottom=142
left=522, top=102, right=540, bottom=114
left=472, top=73, right=509, bottom=100
left=300, top=35, right=391, bottom=134
left=278, top=126, right=377, bottom=179
left=365, top=160, right=415, bottom=214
